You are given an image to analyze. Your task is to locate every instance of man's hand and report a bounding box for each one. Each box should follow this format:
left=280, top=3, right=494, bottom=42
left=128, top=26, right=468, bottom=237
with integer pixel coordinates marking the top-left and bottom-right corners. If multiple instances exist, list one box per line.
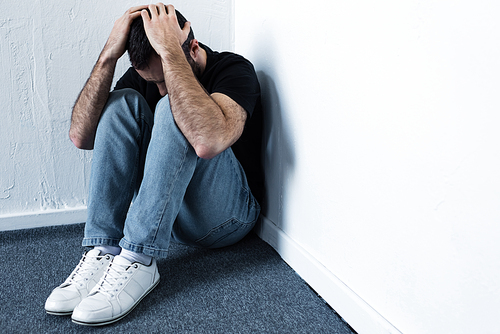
left=101, top=5, right=149, bottom=61
left=141, top=3, right=191, bottom=58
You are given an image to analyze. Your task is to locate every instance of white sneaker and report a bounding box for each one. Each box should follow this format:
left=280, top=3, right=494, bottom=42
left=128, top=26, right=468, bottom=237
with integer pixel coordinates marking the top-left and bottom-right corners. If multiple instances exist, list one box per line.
left=45, top=249, right=114, bottom=315
left=71, top=256, right=160, bottom=326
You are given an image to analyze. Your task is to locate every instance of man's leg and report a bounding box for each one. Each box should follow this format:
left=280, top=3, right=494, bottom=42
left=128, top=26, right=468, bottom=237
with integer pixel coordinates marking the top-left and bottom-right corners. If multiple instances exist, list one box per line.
left=118, top=95, right=260, bottom=257
left=46, top=89, right=153, bottom=316
left=69, top=89, right=164, bottom=326
left=171, top=148, right=261, bottom=250
left=83, top=88, right=153, bottom=248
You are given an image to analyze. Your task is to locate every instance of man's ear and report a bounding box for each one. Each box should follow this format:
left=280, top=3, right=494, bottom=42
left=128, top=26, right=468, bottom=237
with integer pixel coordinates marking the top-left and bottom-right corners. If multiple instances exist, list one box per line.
left=189, top=39, right=200, bottom=59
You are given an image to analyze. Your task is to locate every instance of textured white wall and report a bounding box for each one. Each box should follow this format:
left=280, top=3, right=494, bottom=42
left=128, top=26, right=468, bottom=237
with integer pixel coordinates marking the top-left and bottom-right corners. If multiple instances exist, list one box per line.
left=236, top=1, right=500, bottom=333
left=0, top=0, right=233, bottom=220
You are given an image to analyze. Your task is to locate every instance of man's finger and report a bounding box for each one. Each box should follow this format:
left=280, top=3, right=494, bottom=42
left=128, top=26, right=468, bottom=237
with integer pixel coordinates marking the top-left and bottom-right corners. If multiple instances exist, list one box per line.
left=157, top=2, right=167, bottom=15
left=127, top=4, right=149, bottom=14
left=141, top=9, right=151, bottom=22
left=129, top=10, right=143, bottom=21
left=148, top=4, right=159, bottom=18
left=165, top=4, right=176, bottom=16
left=182, top=21, right=191, bottom=33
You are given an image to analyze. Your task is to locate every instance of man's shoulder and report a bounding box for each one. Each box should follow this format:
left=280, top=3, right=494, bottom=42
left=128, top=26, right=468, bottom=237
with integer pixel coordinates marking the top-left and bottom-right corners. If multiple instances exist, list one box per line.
left=215, top=51, right=254, bottom=70
left=202, top=44, right=255, bottom=74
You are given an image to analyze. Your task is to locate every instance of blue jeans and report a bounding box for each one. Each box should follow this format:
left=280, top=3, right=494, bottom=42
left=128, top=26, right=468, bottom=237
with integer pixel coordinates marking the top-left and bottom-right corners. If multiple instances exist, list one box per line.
left=82, top=89, right=260, bottom=258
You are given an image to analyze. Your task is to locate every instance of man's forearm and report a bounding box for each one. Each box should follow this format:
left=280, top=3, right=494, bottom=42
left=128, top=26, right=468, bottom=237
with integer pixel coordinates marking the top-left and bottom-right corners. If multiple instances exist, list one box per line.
left=69, top=56, right=117, bottom=150
left=161, top=42, right=230, bottom=158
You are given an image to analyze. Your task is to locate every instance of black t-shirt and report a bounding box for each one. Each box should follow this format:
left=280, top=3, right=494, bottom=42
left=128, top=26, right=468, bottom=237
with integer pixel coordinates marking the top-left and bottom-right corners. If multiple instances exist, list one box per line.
left=114, top=44, right=264, bottom=203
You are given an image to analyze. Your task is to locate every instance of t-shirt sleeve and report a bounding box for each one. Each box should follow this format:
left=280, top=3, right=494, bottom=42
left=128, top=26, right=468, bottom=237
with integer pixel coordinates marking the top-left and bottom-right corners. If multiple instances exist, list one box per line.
left=210, top=58, right=260, bottom=117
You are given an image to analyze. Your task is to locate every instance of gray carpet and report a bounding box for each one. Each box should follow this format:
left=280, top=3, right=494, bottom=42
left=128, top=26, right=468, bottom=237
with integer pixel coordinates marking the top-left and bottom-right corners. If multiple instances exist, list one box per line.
left=0, top=223, right=356, bottom=333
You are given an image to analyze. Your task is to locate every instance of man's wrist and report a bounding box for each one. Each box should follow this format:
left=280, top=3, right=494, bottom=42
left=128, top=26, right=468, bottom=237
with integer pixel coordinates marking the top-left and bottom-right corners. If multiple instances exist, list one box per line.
left=159, top=41, right=187, bottom=69
left=98, top=51, right=119, bottom=67
left=98, top=43, right=123, bottom=67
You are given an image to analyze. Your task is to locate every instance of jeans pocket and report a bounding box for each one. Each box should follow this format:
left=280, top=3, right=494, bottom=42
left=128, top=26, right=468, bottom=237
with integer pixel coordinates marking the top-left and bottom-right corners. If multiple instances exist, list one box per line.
left=195, top=218, right=256, bottom=249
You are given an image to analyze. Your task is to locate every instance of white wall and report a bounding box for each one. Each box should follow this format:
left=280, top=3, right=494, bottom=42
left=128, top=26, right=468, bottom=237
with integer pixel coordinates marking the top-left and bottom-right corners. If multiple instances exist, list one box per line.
left=0, top=0, right=233, bottom=229
left=3, top=0, right=500, bottom=333
left=236, top=1, right=500, bottom=333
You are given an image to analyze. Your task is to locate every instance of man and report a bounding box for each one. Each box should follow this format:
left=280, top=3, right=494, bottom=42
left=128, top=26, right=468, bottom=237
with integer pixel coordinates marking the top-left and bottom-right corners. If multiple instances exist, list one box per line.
left=45, top=3, right=263, bottom=326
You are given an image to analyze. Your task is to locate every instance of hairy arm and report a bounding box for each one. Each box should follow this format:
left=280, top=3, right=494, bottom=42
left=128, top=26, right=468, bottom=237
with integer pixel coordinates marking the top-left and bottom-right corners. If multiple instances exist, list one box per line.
left=142, top=4, right=247, bottom=159
left=161, top=42, right=246, bottom=159
left=69, top=6, right=147, bottom=150
left=69, top=57, right=116, bottom=149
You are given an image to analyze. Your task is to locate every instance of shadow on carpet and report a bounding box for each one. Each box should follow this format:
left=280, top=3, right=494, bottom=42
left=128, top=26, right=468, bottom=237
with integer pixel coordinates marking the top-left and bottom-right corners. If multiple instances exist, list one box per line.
left=0, top=223, right=356, bottom=333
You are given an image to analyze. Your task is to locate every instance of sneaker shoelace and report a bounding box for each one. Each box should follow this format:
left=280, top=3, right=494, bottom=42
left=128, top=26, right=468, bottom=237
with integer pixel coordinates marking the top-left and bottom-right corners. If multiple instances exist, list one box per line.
left=66, top=252, right=110, bottom=288
left=94, top=261, right=138, bottom=298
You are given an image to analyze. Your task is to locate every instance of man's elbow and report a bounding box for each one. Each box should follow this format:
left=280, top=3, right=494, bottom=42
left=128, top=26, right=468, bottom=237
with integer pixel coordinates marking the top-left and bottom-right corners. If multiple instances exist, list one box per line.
left=194, top=142, right=220, bottom=160
left=69, top=130, right=93, bottom=150
left=194, top=145, right=216, bottom=160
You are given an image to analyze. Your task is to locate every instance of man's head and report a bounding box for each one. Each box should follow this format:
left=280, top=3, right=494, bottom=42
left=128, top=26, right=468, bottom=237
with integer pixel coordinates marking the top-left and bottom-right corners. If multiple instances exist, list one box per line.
left=127, top=7, right=195, bottom=70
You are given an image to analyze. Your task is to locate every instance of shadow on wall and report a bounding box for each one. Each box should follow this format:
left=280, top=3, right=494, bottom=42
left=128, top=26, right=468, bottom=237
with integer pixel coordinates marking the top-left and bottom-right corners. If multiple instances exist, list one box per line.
left=258, top=71, right=295, bottom=229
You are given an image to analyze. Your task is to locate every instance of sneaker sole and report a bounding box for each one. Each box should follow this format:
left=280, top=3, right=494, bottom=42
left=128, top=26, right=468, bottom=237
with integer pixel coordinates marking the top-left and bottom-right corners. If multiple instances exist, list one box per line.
left=46, top=310, right=73, bottom=316
left=71, top=277, right=160, bottom=326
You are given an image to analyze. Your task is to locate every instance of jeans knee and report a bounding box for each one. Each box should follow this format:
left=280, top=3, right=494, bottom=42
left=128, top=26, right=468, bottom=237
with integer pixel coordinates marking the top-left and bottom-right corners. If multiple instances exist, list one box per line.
left=155, top=94, right=171, bottom=111
left=101, top=89, right=152, bottom=126
left=153, top=95, right=180, bottom=130
left=109, top=88, right=142, bottom=100
left=107, top=88, right=142, bottom=108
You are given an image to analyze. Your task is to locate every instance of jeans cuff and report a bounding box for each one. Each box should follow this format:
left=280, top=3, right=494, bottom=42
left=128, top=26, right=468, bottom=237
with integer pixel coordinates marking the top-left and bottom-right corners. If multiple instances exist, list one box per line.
left=82, top=237, right=122, bottom=248
left=119, top=238, right=169, bottom=258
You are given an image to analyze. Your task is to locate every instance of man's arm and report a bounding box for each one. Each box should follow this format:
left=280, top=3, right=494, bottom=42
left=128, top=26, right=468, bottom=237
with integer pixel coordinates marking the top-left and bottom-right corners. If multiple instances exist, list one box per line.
left=69, top=6, right=147, bottom=150
left=141, top=3, right=248, bottom=159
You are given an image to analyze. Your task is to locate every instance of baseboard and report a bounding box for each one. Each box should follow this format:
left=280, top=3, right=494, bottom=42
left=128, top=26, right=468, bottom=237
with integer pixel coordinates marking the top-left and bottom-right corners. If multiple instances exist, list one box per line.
left=0, top=207, right=87, bottom=232
left=255, top=216, right=402, bottom=334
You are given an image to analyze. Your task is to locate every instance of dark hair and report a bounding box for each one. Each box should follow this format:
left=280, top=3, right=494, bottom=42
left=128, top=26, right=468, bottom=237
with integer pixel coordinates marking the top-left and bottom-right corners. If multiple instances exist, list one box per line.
left=127, top=8, right=195, bottom=70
